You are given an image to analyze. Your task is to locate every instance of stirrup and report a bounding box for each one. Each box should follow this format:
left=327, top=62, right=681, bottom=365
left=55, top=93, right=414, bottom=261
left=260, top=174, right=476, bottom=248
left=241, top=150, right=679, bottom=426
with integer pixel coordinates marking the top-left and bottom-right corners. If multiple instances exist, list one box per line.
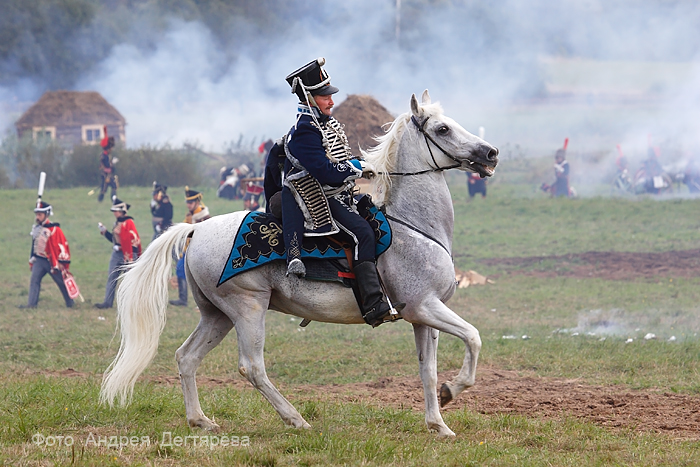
left=286, top=258, right=306, bottom=277
left=363, top=303, right=404, bottom=328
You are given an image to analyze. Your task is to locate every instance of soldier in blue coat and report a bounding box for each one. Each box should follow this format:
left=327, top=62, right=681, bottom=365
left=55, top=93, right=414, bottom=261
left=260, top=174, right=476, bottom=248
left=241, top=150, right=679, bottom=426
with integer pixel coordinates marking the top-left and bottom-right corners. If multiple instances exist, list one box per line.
left=277, top=58, right=403, bottom=327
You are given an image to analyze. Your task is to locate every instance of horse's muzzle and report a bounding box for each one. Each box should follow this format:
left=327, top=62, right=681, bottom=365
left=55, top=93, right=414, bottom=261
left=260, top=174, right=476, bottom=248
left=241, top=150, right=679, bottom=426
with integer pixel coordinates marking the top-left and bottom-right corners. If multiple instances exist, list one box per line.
left=468, top=145, right=499, bottom=177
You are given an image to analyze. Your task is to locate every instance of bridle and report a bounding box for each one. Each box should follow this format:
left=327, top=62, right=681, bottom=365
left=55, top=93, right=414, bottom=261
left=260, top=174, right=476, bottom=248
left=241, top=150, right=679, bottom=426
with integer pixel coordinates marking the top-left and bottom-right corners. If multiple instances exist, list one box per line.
left=378, top=115, right=464, bottom=177
left=379, top=114, right=464, bottom=258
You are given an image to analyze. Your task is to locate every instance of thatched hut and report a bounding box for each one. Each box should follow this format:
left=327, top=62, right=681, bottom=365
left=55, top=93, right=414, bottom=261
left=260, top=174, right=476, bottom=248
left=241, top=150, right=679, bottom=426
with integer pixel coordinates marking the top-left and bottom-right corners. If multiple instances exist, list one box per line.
left=15, top=91, right=126, bottom=146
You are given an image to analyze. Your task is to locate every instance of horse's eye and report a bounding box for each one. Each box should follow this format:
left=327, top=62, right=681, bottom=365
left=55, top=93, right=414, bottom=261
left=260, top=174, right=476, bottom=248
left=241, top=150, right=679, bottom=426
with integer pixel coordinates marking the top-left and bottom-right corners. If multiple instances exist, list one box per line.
left=437, top=125, right=449, bottom=135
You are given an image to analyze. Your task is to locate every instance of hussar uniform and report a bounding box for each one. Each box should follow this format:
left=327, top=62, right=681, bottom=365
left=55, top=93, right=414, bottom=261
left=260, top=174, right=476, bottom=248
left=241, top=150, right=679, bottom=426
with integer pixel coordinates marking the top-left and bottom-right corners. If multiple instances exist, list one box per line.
left=95, top=197, right=141, bottom=309
left=20, top=201, right=74, bottom=308
left=170, top=188, right=210, bottom=306
left=270, top=57, right=403, bottom=327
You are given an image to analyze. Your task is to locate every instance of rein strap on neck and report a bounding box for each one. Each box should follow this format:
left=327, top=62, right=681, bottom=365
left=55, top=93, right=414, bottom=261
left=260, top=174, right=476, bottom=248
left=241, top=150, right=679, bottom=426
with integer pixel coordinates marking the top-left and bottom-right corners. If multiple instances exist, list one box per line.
left=384, top=212, right=452, bottom=258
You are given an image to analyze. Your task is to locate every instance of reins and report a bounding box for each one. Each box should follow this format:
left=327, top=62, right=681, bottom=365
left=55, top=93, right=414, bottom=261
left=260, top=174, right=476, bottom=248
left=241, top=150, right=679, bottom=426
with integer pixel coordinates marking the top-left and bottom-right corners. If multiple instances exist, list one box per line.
left=383, top=212, right=452, bottom=258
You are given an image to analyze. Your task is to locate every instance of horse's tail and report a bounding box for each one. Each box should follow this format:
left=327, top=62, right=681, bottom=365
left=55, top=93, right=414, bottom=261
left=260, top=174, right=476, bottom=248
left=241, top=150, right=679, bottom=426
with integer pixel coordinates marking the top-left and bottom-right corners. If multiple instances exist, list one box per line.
left=100, top=222, right=197, bottom=407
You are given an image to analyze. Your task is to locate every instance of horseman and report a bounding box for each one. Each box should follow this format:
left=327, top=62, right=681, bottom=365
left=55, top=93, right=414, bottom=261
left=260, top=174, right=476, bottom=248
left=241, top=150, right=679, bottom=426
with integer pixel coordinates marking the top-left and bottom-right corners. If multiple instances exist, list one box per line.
left=277, top=57, right=402, bottom=327
left=95, top=197, right=141, bottom=309
left=98, top=127, right=118, bottom=202
left=19, top=200, right=74, bottom=309
left=150, top=181, right=173, bottom=240
left=170, top=187, right=211, bottom=306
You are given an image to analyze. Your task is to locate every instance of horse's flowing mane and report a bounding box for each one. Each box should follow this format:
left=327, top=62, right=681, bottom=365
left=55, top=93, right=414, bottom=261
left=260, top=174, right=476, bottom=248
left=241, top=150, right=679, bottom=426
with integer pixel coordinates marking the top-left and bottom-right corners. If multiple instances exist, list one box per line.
left=361, top=102, right=444, bottom=206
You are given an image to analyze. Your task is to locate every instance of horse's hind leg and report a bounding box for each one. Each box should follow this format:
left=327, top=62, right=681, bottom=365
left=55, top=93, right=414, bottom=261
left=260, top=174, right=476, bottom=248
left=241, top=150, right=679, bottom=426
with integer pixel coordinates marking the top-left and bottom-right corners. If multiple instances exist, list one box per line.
left=413, top=323, right=455, bottom=437
left=176, top=288, right=234, bottom=431
left=233, top=299, right=311, bottom=429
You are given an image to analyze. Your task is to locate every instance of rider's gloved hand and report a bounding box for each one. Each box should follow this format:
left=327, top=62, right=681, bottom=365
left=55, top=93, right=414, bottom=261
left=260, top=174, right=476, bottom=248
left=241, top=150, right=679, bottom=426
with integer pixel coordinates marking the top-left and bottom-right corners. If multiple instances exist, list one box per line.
left=351, top=159, right=377, bottom=179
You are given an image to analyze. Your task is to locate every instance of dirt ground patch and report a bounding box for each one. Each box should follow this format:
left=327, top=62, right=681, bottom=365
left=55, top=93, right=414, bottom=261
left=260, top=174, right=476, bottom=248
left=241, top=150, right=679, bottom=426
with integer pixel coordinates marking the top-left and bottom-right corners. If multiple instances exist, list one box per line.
left=145, top=368, right=700, bottom=440
left=480, top=249, right=700, bottom=281
left=290, top=368, right=700, bottom=440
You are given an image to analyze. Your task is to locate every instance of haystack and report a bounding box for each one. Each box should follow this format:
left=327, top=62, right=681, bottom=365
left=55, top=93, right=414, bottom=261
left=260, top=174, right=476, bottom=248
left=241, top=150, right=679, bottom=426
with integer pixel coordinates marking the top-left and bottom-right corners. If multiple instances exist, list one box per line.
left=332, top=95, right=394, bottom=156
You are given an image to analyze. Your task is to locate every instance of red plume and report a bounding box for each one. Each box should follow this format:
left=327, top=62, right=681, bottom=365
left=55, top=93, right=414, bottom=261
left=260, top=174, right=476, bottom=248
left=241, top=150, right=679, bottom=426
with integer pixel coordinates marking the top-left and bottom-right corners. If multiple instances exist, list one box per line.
left=616, top=144, right=624, bottom=158
left=100, top=125, right=109, bottom=148
left=563, top=138, right=569, bottom=150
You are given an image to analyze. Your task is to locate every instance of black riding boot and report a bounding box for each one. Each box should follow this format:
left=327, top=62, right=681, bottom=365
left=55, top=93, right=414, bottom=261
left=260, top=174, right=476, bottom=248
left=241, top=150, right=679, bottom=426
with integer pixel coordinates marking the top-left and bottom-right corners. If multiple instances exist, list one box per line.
left=354, top=261, right=404, bottom=327
left=170, top=277, right=188, bottom=306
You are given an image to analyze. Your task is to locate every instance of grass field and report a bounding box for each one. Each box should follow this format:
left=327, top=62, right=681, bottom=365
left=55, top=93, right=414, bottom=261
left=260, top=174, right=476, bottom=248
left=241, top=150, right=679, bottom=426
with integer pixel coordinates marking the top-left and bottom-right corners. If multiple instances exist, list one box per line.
left=1, top=177, right=699, bottom=465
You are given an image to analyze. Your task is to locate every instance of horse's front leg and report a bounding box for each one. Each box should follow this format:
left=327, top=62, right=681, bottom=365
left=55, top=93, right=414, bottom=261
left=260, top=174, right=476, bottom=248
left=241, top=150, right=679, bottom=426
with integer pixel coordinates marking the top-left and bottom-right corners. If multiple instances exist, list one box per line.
left=405, top=300, right=481, bottom=408
left=175, top=304, right=234, bottom=431
left=413, top=323, right=455, bottom=437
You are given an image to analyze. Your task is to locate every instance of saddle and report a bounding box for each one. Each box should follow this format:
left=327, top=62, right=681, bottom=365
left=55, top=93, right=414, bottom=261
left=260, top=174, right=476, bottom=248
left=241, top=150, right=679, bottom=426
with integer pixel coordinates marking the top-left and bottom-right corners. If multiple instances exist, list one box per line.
left=217, top=195, right=391, bottom=287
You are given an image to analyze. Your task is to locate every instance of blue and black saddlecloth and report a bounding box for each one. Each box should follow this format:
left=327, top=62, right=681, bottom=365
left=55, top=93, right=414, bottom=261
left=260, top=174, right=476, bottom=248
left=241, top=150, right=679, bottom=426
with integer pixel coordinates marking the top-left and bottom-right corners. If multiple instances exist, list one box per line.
left=217, top=200, right=391, bottom=286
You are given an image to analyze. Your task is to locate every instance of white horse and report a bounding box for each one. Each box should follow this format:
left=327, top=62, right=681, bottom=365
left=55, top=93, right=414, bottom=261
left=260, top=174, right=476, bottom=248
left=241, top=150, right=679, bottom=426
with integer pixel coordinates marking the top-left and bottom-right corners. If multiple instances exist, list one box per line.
left=100, top=90, right=499, bottom=437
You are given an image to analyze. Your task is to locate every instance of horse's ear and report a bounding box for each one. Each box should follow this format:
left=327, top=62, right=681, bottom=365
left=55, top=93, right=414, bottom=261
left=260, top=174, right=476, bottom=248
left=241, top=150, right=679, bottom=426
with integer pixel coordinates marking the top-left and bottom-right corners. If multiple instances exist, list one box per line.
left=410, top=93, right=422, bottom=118
left=421, top=89, right=431, bottom=105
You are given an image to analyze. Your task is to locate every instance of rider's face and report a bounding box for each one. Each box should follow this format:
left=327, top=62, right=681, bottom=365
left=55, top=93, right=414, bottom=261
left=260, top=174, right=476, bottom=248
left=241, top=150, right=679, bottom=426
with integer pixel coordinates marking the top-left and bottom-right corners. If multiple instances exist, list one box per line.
left=314, top=94, right=334, bottom=116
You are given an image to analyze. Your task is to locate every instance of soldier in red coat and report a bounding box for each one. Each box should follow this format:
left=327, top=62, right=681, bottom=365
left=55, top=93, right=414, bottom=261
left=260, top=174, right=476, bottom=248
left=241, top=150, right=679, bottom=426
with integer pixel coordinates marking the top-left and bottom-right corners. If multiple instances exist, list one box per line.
left=19, top=201, right=74, bottom=308
left=94, top=196, right=141, bottom=309
left=98, top=127, right=118, bottom=202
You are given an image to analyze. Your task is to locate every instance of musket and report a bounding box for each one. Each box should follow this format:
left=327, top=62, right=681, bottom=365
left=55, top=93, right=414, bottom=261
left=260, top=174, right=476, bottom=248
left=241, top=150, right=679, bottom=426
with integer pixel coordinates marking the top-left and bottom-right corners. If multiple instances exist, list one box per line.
left=37, top=171, right=46, bottom=207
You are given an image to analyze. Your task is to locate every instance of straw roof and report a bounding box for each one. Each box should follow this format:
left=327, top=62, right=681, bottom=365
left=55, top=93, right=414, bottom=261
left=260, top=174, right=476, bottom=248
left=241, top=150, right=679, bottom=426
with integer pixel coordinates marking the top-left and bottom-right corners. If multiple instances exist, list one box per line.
left=15, top=91, right=125, bottom=129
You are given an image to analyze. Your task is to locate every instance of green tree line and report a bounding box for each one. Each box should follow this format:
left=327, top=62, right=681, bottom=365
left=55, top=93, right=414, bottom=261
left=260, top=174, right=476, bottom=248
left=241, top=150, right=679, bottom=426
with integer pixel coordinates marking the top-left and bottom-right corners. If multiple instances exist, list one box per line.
left=0, top=0, right=294, bottom=90
left=0, top=132, right=264, bottom=190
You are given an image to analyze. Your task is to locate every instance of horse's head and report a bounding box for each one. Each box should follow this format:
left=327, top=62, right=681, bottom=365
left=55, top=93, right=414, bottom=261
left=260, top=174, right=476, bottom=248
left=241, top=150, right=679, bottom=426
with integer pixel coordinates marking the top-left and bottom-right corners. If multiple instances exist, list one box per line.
left=409, top=90, right=499, bottom=178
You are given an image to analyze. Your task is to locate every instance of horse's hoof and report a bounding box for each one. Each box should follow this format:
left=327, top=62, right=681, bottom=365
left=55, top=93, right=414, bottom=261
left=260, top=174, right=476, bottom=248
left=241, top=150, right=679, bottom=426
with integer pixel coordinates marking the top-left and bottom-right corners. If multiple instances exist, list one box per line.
left=286, top=418, right=311, bottom=430
left=439, top=383, right=453, bottom=408
left=428, top=423, right=456, bottom=438
left=188, top=418, right=220, bottom=432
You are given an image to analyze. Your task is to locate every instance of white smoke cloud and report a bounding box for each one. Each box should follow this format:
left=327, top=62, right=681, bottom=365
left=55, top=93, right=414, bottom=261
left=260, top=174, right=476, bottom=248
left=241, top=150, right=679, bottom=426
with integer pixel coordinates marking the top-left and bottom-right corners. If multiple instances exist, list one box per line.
left=2, top=0, right=699, bottom=187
